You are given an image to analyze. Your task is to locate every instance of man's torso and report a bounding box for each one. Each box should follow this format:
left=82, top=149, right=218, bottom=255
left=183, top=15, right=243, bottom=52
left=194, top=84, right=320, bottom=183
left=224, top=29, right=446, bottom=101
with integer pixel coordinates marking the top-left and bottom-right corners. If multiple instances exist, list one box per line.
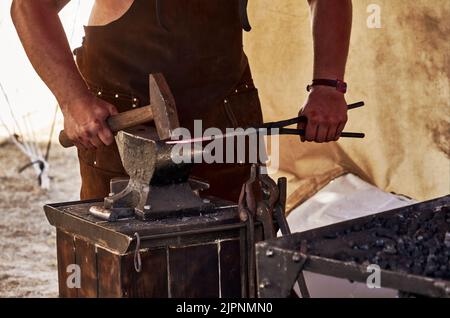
left=75, top=0, right=264, bottom=203
left=76, top=0, right=248, bottom=123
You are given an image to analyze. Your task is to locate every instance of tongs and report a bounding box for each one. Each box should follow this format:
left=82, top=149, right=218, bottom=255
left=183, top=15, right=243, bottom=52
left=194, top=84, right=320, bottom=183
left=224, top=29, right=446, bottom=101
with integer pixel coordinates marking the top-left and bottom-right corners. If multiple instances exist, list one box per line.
left=258, top=101, right=365, bottom=139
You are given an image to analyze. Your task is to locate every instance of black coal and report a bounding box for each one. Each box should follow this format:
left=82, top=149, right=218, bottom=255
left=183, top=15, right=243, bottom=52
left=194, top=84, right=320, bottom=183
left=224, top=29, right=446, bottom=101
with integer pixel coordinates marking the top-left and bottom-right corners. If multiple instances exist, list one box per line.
left=306, top=206, right=450, bottom=280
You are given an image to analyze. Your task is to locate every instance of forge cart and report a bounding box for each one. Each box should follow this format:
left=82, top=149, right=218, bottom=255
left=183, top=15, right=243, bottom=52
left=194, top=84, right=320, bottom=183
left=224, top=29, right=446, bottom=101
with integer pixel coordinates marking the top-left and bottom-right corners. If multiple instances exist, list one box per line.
left=256, top=195, right=450, bottom=298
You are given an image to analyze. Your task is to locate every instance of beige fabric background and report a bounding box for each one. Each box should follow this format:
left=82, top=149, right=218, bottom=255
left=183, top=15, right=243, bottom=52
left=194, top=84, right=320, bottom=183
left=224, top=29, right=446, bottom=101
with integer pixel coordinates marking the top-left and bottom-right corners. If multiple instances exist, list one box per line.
left=244, top=0, right=450, bottom=212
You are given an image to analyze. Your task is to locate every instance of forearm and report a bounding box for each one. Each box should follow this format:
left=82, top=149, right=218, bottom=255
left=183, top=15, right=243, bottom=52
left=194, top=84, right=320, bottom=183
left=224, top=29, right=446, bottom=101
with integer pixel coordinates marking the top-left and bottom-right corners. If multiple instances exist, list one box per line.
left=308, top=0, right=352, bottom=79
left=11, top=0, right=89, bottom=112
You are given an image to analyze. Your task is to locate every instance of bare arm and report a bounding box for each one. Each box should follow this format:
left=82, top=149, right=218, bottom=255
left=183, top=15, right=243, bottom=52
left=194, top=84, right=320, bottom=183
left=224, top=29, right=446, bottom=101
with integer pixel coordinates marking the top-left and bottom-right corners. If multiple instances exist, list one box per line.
left=11, top=0, right=87, bottom=108
left=299, top=0, right=352, bottom=143
left=11, top=0, right=117, bottom=148
left=310, top=0, right=352, bottom=80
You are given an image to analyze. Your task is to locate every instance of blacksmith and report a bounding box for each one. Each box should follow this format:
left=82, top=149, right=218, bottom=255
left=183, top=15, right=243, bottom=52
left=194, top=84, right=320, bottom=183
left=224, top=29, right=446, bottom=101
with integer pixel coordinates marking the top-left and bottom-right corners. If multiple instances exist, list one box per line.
left=11, top=0, right=352, bottom=202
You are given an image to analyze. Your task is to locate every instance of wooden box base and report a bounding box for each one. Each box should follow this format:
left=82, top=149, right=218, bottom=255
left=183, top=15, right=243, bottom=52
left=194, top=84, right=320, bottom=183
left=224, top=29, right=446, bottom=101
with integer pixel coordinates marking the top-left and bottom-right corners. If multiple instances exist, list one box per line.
left=46, top=199, right=260, bottom=298
left=56, top=229, right=243, bottom=298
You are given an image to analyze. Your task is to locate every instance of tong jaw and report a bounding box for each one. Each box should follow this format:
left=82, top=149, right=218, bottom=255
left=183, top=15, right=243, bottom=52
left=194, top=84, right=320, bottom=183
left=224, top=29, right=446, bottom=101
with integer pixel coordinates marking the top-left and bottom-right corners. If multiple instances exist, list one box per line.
left=238, top=164, right=281, bottom=239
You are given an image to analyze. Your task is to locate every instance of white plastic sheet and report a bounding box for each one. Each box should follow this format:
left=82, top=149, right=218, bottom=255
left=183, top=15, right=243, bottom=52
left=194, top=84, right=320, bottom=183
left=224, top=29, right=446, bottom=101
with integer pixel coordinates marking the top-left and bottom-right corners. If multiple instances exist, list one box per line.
left=287, top=174, right=415, bottom=234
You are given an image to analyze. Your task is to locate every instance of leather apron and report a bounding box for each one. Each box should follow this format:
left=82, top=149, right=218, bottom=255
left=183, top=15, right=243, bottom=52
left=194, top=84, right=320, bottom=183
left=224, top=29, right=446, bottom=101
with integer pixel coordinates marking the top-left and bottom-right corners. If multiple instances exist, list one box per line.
left=74, top=0, right=263, bottom=202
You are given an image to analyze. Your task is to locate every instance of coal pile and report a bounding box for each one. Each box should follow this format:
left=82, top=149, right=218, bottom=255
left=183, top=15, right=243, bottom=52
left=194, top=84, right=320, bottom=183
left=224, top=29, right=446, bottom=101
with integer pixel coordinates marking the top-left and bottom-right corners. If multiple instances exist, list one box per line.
left=307, top=206, right=450, bottom=281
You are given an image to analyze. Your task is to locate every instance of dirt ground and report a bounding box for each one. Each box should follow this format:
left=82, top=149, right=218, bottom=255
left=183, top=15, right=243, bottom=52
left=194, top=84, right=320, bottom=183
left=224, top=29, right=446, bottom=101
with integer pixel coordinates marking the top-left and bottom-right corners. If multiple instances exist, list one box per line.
left=0, top=141, right=80, bottom=297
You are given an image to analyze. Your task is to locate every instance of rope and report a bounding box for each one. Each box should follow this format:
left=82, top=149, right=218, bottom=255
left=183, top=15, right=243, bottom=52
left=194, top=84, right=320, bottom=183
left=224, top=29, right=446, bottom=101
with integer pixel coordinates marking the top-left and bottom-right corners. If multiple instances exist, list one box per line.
left=0, top=83, right=28, bottom=145
left=0, top=82, right=38, bottom=161
left=44, top=103, right=58, bottom=162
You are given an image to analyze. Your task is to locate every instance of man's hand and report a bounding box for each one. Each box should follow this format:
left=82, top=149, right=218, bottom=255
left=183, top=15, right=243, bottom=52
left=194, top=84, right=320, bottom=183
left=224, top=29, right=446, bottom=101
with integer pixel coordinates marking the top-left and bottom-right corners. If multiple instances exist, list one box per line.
left=62, top=95, right=118, bottom=149
left=298, top=86, right=348, bottom=142
left=302, top=0, right=352, bottom=143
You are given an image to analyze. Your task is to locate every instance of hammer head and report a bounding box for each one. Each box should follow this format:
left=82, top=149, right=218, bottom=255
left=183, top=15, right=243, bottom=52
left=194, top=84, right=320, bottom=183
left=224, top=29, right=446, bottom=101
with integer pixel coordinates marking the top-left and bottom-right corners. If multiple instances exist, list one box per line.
left=149, top=73, right=180, bottom=140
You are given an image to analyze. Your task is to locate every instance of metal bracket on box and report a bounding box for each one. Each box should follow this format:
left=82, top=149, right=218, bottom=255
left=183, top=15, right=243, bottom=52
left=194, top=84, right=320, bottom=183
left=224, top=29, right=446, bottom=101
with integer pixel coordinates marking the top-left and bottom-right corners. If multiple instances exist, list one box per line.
left=256, top=241, right=308, bottom=298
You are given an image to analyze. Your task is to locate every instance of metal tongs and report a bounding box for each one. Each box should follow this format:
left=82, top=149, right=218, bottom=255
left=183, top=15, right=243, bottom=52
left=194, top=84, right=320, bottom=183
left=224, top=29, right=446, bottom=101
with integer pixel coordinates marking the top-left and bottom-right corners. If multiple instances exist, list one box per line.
left=238, top=164, right=311, bottom=298
left=258, top=101, right=365, bottom=139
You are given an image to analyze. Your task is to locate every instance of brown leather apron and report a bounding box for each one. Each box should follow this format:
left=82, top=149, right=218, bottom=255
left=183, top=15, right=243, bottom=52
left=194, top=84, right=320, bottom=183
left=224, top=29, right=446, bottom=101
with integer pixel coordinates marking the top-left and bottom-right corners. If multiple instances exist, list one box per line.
left=74, top=0, right=263, bottom=202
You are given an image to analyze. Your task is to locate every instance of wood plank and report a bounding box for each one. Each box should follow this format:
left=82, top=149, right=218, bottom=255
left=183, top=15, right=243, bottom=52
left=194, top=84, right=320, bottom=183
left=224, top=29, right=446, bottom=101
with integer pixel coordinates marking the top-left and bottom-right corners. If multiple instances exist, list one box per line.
left=56, top=230, right=77, bottom=298
left=97, top=247, right=122, bottom=297
left=74, top=237, right=98, bottom=297
left=121, top=248, right=168, bottom=298
left=169, top=244, right=219, bottom=298
left=219, top=240, right=241, bottom=298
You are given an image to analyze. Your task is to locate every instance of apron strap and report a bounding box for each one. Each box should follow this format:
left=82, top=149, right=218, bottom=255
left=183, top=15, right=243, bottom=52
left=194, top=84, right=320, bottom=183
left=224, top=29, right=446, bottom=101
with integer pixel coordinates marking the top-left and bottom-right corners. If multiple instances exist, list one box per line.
left=239, top=0, right=252, bottom=32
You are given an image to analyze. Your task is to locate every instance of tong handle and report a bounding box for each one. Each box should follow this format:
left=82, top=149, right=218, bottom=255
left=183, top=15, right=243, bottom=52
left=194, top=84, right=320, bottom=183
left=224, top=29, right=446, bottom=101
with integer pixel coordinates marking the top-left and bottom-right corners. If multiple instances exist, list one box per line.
left=275, top=129, right=365, bottom=139
left=347, top=101, right=365, bottom=110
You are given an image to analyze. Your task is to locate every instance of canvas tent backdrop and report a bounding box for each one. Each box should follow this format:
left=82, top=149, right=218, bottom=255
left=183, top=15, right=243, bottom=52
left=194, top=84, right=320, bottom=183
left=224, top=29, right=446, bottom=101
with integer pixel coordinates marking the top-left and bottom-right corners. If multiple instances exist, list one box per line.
left=244, top=0, right=449, bottom=212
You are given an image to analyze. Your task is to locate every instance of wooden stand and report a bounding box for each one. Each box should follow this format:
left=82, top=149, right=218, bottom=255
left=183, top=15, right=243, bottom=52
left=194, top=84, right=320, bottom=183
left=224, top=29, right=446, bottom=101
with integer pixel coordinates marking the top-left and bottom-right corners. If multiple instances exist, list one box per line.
left=45, top=199, right=261, bottom=298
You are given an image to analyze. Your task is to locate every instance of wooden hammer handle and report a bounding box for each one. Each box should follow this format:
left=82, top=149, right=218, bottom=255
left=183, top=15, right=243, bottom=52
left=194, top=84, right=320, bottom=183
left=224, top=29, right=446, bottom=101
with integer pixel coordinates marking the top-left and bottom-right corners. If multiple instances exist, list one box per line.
left=58, top=105, right=154, bottom=148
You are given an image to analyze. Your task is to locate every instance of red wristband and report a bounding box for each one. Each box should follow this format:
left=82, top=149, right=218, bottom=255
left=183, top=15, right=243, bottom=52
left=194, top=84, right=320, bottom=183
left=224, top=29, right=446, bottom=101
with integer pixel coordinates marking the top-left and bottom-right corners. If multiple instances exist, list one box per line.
left=307, top=79, right=347, bottom=94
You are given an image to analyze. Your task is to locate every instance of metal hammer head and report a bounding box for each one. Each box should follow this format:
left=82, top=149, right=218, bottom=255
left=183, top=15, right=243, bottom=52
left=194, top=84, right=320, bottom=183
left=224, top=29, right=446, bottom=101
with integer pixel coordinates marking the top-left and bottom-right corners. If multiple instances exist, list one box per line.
left=150, top=73, right=180, bottom=140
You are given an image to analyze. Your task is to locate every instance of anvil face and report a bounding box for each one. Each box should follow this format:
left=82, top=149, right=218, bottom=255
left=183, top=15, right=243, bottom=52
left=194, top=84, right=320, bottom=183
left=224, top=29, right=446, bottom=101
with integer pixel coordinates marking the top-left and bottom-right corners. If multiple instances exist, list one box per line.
left=116, top=126, right=159, bottom=187
left=116, top=125, right=193, bottom=185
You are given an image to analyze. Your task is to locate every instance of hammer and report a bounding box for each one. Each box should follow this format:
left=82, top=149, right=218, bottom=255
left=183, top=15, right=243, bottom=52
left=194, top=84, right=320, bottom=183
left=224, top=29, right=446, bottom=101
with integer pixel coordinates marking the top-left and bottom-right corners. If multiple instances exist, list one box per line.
left=58, top=73, right=180, bottom=148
